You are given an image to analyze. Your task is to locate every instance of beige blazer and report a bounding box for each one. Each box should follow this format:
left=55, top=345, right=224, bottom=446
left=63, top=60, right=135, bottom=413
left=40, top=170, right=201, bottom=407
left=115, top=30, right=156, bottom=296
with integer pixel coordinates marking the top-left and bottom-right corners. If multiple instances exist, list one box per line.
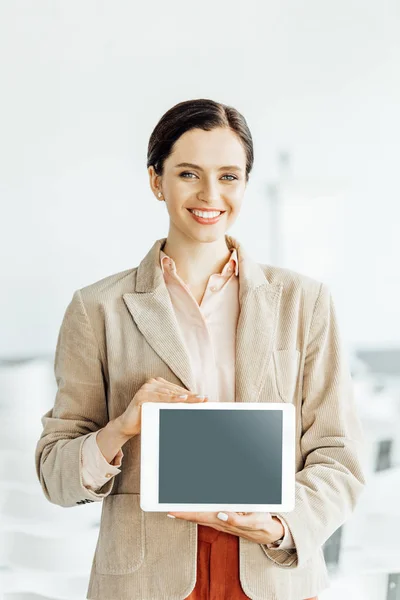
left=35, top=234, right=366, bottom=600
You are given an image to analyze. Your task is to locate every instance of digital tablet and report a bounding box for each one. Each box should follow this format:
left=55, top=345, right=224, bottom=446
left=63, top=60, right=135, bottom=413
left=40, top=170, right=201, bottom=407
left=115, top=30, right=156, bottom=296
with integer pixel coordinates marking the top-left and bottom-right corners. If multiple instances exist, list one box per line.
left=140, top=402, right=295, bottom=513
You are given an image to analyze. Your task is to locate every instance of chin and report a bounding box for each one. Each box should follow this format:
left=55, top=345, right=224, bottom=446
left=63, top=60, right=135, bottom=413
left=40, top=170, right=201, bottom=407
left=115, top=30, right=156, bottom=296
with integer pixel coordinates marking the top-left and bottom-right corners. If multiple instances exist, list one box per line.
left=194, top=231, right=226, bottom=242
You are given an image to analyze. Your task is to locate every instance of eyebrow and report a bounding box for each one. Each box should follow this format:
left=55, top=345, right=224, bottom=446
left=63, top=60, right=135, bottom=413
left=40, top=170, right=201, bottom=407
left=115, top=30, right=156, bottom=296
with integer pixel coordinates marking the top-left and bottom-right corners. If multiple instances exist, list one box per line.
left=174, top=162, right=243, bottom=172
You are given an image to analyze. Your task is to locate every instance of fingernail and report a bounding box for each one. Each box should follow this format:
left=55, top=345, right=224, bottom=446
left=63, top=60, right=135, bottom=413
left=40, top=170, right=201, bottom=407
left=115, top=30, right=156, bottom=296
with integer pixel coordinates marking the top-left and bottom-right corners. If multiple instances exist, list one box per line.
left=217, top=512, right=228, bottom=521
left=195, top=395, right=207, bottom=399
left=177, top=395, right=188, bottom=398
left=167, top=514, right=176, bottom=519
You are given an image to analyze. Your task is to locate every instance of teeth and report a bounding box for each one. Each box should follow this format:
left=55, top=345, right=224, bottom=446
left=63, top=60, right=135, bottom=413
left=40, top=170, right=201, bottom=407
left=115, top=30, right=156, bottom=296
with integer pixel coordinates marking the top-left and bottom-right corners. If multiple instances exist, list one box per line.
left=190, top=209, right=221, bottom=218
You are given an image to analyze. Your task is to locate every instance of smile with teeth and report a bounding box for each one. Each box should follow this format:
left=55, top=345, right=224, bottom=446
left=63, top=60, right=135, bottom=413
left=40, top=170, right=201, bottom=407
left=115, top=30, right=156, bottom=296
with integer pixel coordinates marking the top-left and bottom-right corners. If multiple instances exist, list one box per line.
left=188, top=209, right=222, bottom=219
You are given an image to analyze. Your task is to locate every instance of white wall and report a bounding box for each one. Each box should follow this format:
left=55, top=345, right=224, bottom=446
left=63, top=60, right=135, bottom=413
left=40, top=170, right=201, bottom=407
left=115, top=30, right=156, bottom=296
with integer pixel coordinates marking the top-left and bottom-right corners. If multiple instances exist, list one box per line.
left=1, top=0, right=399, bottom=356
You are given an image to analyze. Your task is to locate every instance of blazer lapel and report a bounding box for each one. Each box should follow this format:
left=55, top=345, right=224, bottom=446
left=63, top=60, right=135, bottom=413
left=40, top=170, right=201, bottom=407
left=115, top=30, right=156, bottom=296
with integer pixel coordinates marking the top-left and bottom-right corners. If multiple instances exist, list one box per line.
left=123, top=238, right=197, bottom=393
left=122, top=235, right=283, bottom=403
left=231, top=236, right=283, bottom=403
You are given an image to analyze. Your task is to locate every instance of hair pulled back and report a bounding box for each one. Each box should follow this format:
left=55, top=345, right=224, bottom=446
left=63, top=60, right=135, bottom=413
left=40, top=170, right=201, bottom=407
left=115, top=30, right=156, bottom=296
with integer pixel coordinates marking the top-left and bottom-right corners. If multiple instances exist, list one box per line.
left=147, top=98, right=253, bottom=182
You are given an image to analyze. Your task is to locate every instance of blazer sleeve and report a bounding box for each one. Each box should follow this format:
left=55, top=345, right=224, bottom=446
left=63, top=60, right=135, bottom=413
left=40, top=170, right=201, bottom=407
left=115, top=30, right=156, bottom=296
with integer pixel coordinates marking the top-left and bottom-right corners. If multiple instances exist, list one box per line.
left=260, top=282, right=367, bottom=569
left=35, top=289, right=116, bottom=507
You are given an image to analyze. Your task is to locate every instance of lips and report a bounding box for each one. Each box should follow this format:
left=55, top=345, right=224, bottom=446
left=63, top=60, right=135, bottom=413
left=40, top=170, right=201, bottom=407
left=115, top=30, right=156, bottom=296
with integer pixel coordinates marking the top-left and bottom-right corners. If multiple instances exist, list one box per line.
left=187, top=209, right=226, bottom=213
left=187, top=208, right=225, bottom=224
left=187, top=208, right=226, bottom=215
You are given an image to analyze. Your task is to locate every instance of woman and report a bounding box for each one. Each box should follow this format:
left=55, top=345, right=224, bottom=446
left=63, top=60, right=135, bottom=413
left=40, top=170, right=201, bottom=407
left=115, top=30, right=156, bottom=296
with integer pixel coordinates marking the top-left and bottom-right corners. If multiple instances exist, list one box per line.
left=35, top=98, right=366, bottom=600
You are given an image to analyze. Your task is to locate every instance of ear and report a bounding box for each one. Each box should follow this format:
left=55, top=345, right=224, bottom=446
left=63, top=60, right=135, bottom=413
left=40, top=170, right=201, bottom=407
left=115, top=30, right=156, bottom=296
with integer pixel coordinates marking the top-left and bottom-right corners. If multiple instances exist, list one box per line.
left=148, top=166, right=162, bottom=198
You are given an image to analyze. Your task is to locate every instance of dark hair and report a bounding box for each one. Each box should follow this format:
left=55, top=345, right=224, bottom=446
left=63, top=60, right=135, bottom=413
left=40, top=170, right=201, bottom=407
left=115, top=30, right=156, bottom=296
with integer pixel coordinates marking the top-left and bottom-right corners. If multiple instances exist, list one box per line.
left=147, top=98, right=253, bottom=182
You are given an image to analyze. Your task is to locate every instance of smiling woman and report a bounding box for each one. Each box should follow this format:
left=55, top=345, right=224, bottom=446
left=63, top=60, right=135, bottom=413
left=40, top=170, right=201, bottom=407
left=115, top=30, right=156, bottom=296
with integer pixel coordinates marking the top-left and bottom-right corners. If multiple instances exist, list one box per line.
left=146, top=101, right=252, bottom=282
left=35, top=98, right=365, bottom=600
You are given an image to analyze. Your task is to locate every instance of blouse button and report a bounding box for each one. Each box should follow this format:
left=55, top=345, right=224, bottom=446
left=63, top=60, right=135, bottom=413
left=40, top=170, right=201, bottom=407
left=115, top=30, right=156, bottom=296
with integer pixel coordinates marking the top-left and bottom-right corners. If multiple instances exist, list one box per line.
left=210, top=286, right=217, bottom=292
left=105, top=473, right=112, bottom=478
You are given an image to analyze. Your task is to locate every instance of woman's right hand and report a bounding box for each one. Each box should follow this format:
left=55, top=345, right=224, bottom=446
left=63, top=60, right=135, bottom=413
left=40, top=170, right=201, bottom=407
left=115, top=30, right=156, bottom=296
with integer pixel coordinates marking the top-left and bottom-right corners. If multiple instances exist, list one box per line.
left=117, top=377, right=208, bottom=437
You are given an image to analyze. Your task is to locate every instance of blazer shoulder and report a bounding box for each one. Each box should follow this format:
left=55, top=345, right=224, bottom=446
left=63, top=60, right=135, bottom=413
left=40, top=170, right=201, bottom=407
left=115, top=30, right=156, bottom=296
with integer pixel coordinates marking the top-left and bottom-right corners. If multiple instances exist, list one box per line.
left=260, top=263, right=326, bottom=299
left=77, top=266, right=138, bottom=307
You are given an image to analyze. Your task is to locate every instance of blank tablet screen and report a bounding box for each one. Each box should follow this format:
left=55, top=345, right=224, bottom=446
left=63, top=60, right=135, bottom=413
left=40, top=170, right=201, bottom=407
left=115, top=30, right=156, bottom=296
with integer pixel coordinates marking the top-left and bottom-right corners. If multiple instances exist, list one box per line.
left=158, top=408, right=283, bottom=504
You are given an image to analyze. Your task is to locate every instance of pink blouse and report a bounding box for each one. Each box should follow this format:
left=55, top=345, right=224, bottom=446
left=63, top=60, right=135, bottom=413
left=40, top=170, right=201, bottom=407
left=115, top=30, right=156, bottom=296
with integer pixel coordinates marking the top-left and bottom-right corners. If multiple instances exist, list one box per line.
left=80, top=244, right=295, bottom=550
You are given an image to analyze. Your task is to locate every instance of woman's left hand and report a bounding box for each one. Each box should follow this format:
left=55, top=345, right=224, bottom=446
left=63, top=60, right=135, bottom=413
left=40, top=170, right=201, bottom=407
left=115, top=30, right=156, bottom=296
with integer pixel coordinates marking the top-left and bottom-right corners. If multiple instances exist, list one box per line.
left=166, top=511, right=285, bottom=545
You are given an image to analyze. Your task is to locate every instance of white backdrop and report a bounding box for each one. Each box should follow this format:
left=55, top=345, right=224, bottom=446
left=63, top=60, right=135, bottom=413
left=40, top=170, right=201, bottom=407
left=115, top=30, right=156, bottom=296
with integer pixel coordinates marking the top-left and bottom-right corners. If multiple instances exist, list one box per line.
left=1, top=0, right=399, bottom=354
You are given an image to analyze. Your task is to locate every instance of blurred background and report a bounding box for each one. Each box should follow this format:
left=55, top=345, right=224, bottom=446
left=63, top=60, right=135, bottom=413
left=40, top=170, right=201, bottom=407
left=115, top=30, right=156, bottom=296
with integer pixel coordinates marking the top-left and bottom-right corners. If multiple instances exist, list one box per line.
left=1, top=1, right=400, bottom=599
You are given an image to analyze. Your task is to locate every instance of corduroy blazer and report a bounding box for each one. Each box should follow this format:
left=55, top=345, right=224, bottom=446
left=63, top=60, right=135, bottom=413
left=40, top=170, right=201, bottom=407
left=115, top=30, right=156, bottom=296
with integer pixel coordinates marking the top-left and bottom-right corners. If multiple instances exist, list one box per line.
left=35, top=234, right=366, bottom=600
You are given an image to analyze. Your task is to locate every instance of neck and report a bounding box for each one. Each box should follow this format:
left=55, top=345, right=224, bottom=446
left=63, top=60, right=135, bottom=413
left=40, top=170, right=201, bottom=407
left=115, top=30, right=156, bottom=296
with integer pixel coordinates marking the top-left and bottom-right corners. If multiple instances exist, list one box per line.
left=162, top=232, right=233, bottom=286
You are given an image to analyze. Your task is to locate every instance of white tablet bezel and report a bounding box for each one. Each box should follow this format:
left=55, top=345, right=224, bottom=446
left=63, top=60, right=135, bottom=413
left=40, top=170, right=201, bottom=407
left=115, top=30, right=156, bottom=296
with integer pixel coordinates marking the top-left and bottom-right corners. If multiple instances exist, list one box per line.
left=140, top=402, right=295, bottom=513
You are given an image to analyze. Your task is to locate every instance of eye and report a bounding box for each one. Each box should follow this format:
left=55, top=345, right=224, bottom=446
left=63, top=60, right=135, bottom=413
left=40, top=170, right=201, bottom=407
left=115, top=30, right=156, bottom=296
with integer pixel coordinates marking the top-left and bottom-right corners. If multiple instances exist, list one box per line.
left=179, top=171, right=238, bottom=181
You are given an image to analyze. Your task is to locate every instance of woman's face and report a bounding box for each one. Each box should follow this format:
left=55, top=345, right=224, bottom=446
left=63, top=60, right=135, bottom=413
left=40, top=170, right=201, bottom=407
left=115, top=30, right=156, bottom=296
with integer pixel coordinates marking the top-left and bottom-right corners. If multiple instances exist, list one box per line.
left=148, top=126, right=248, bottom=243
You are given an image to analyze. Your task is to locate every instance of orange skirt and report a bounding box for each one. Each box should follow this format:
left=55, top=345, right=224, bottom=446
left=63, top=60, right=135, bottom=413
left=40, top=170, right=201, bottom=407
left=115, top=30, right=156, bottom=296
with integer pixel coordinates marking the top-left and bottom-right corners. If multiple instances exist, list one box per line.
left=185, top=524, right=318, bottom=600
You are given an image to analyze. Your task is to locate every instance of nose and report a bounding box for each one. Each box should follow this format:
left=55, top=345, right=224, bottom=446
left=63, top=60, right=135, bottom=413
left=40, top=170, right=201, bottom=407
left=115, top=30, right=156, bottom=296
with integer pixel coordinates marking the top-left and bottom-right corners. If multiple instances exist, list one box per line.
left=197, top=177, right=220, bottom=203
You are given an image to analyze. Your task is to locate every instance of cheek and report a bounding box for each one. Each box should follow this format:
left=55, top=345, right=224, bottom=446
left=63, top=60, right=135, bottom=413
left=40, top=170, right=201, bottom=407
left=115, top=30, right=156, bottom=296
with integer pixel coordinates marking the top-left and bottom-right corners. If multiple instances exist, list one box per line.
left=168, top=185, right=193, bottom=206
left=227, top=199, right=243, bottom=215
left=229, top=187, right=245, bottom=203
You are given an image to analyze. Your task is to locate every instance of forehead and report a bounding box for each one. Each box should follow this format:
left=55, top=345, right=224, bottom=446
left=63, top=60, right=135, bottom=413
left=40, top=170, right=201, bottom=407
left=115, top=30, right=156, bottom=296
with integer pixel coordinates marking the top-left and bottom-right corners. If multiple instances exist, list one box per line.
left=166, top=127, right=246, bottom=167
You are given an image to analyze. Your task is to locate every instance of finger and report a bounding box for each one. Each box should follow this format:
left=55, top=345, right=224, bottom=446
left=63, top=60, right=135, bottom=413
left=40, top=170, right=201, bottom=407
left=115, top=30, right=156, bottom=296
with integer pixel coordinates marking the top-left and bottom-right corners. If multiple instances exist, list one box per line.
left=167, top=512, right=214, bottom=522
left=169, top=393, right=207, bottom=402
left=166, top=512, right=258, bottom=541
left=153, top=387, right=180, bottom=396
left=152, top=389, right=204, bottom=402
left=147, top=380, right=184, bottom=394
left=154, top=377, right=194, bottom=395
left=152, top=378, right=209, bottom=402
left=215, top=511, right=266, bottom=531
